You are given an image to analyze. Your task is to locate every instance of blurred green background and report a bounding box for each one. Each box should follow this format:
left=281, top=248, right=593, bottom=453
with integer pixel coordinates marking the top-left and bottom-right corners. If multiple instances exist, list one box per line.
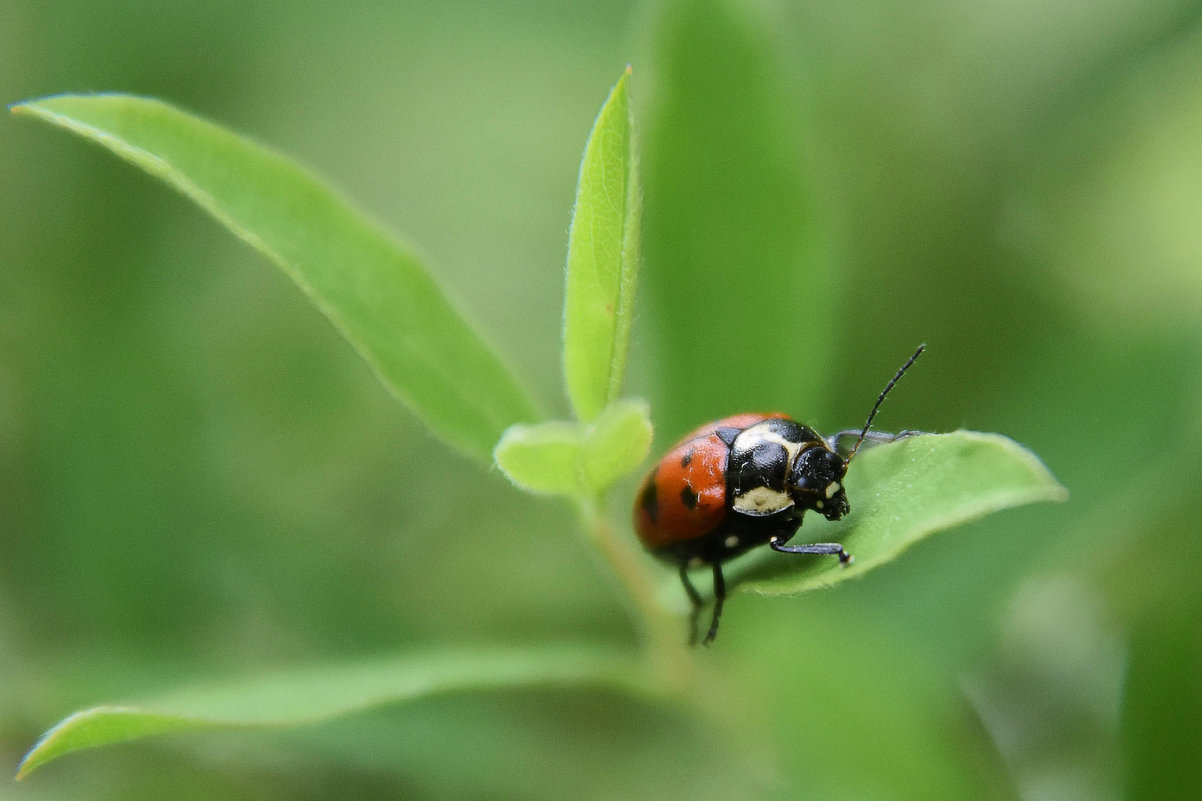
left=3, top=0, right=1201, bottom=799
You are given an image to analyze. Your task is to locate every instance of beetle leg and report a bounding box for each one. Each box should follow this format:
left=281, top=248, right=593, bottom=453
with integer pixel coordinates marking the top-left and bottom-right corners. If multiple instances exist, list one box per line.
left=679, top=563, right=704, bottom=646
left=826, top=428, right=924, bottom=453
left=703, top=561, right=726, bottom=645
left=769, top=538, right=854, bottom=565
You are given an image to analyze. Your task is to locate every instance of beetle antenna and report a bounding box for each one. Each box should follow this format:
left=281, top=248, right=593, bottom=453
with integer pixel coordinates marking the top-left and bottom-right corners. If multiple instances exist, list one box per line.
left=847, top=343, right=925, bottom=463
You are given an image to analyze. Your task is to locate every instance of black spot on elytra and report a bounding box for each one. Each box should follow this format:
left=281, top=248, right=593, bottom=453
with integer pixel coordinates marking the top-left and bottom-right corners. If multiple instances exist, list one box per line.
left=640, top=479, right=659, bottom=522
left=680, top=449, right=694, bottom=467
left=680, top=484, right=700, bottom=510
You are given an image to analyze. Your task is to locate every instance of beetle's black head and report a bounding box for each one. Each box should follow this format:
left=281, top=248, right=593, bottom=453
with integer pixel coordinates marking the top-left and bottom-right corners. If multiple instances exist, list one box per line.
left=790, top=446, right=850, bottom=521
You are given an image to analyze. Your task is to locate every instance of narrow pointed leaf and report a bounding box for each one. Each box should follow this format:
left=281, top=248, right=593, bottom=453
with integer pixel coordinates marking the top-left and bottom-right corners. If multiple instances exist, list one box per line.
left=17, top=644, right=641, bottom=779
left=12, top=94, right=537, bottom=463
left=580, top=398, right=653, bottom=494
left=493, top=421, right=585, bottom=495
left=563, top=68, right=642, bottom=421
left=735, top=432, right=1068, bottom=594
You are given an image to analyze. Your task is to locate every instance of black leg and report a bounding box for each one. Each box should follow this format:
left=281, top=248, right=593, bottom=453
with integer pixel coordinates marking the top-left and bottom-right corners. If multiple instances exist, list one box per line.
left=703, top=561, right=726, bottom=645
left=769, top=538, right=853, bottom=565
left=679, top=563, right=704, bottom=646
left=826, top=428, right=924, bottom=453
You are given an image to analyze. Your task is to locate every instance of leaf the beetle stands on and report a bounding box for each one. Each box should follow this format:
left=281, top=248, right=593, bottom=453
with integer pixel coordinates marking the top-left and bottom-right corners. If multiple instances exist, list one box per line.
left=12, top=94, right=537, bottom=464
left=733, top=432, right=1068, bottom=594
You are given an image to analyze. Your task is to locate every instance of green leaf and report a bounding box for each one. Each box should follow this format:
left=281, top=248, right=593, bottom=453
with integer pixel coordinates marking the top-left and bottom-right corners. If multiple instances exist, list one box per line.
left=11, top=94, right=537, bottom=463
left=563, top=67, right=642, bottom=422
left=17, top=644, right=641, bottom=779
left=493, top=420, right=585, bottom=495
left=580, top=398, right=653, bottom=494
left=494, top=398, right=653, bottom=497
left=735, top=432, right=1068, bottom=594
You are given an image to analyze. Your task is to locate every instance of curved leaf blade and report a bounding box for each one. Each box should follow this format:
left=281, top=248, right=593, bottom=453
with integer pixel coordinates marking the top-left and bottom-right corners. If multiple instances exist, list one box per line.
left=735, top=432, right=1068, bottom=594
left=493, top=420, right=585, bottom=495
left=563, top=68, right=642, bottom=421
left=17, top=644, right=641, bottom=779
left=12, top=94, right=537, bottom=463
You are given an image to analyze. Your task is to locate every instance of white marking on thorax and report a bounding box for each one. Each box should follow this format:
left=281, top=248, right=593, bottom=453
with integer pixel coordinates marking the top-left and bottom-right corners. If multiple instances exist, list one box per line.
left=732, top=485, right=792, bottom=514
left=730, top=421, right=806, bottom=464
left=729, top=421, right=804, bottom=516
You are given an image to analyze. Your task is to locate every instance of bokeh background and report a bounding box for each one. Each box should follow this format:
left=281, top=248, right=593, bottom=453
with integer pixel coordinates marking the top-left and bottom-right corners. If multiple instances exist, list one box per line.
left=3, top=0, right=1201, bottom=799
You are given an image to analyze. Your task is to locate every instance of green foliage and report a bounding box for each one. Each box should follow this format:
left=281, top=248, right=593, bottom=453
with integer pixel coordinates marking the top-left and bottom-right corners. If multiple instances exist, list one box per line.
left=17, top=645, right=640, bottom=779
left=17, top=429, right=1061, bottom=779
left=563, top=67, right=642, bottom=422
left=578, top=398, right=653, bottom=493
left=494, top=399, right=652, bottom=497
left=495, top=71, right=650, bottom=501
left=12, top=94, right=536, bottom=464
left=7, top=1, right=1199, bottom=798
left=11, top=67, right=1063, bottom=785
left=493, top=421, right=586, bottom=496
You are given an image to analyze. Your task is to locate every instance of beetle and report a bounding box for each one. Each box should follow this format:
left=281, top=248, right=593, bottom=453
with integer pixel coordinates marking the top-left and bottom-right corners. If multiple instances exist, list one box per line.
left=633, top=344, right=925, bottom=644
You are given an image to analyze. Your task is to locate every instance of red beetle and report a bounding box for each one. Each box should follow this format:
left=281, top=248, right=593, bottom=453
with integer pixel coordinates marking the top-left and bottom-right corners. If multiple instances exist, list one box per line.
left=634, top=345, right=925, bottom=644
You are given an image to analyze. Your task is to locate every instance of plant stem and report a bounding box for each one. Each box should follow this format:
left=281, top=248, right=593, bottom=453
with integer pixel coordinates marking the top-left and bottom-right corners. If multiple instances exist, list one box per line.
left=575, top=497, right=692, bottom=685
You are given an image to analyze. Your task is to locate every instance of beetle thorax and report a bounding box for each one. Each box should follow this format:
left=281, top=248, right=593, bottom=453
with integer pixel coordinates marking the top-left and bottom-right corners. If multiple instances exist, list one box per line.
left=727, top=419, right=820, bottom=517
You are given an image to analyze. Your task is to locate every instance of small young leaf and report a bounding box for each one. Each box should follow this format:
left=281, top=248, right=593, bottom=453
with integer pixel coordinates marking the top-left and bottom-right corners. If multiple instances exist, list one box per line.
left=580, top=398, right=653, bottom=494
left=734, top=432, right=1068, bottom=594
left=495, top=400, right=653, bottom=498
left=563, top=67, right=642, bottom=422
left=494, top=421, right=585, bottom=495
left=17, top=644, right=641, bottom=779
left=12, top=94, right=537, bottom=463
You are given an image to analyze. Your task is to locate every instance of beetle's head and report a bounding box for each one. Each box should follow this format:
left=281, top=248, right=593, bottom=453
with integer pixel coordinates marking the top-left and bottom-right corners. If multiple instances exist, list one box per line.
left=791, top=446, right=850, bottom=521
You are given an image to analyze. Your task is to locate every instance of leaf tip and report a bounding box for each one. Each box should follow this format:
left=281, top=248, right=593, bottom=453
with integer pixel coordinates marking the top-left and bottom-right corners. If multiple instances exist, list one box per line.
left=15, top=707, right=84, bottom=779
left=16, top=705, right=169, bottom=780
left=9, top=98, right=38, bottom=117
left=603, top=66, right=631, bottom=111
left=9, top=93, right=76, bottom=117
